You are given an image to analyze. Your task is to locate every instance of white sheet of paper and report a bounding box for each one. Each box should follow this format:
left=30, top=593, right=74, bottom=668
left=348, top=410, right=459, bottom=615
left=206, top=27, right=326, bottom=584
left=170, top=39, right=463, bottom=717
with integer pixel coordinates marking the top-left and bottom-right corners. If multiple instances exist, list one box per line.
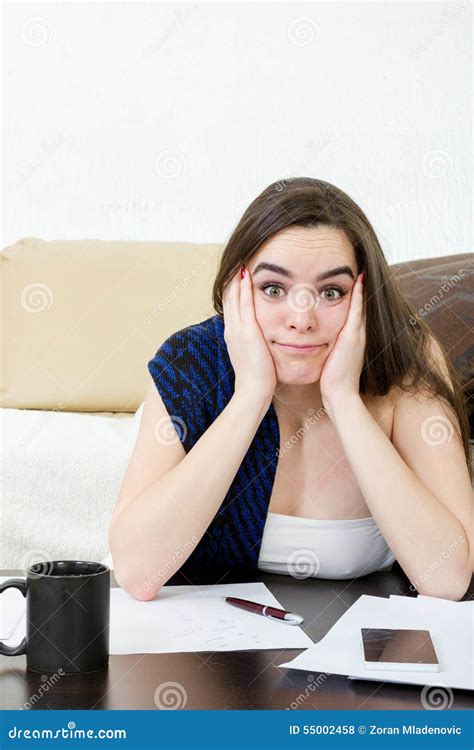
left=276, top=594, right=473, bottom=691
left=0, top=576, right=27, bottom=640
left=4, top=581, right=313, bottom=655
left=110, top=582, right=313, bottom=654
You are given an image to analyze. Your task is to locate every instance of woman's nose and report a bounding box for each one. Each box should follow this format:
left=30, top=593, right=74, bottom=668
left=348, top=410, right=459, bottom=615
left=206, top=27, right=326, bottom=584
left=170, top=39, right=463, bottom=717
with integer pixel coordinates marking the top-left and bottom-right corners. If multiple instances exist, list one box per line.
left=289, top=318, right=316, bottom=332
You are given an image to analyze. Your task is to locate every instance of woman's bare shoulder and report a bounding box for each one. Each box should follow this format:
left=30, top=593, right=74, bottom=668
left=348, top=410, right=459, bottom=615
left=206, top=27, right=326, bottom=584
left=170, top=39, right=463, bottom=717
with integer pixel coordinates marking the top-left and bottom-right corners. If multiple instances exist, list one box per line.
left=360, top=387, right=400, bottom=440
left=362, top=384, right=401, bottom=414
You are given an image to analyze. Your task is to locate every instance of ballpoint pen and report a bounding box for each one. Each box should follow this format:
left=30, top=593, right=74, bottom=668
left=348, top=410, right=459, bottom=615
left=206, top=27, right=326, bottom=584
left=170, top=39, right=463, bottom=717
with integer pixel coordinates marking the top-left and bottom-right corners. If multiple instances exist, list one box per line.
left=224, top=596, right=304, bottom=625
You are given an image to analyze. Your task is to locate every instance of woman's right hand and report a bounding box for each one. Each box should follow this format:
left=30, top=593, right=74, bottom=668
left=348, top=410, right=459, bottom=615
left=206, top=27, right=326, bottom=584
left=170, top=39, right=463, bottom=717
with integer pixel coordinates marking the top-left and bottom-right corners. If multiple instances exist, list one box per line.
left=222, top=266, right=277, bottom=405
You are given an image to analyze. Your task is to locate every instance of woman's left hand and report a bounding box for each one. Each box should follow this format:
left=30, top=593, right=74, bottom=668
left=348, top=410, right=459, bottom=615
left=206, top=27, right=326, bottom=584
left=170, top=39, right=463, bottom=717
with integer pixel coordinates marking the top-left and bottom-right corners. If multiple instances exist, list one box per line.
left=319, top=272, right=366, bottom=411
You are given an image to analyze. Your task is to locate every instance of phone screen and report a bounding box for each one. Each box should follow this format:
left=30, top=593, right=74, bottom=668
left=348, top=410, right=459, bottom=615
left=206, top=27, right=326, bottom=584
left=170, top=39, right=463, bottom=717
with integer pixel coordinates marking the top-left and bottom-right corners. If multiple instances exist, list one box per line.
left=360, top=628, right=440, bottom=672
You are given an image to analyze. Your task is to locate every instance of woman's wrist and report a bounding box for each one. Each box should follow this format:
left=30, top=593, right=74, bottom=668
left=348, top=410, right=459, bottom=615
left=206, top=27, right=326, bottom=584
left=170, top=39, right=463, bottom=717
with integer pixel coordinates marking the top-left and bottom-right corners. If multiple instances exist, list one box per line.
left=232, top=389, right=273, bottom=413
left=322, top=391, right=362, bottom=422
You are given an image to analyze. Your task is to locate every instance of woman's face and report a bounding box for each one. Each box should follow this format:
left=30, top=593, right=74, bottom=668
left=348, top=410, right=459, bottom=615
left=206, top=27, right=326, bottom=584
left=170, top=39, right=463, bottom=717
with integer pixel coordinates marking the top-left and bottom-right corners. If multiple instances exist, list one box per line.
left=246, top=225, right=359, bottom=385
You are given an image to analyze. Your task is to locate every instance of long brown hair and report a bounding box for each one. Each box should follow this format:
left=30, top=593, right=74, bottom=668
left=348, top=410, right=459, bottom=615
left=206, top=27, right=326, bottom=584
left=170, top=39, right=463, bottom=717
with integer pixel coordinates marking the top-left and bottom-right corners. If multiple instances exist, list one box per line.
left=212, top=177, right=471, bottom=473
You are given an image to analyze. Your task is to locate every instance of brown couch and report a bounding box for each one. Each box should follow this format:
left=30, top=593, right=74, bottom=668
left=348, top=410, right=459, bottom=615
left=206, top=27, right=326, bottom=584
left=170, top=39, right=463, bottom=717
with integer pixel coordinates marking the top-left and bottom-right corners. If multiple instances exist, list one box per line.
left=390, top=253, right=473, bottom=436
left=1, top=239, right=472, bottom=435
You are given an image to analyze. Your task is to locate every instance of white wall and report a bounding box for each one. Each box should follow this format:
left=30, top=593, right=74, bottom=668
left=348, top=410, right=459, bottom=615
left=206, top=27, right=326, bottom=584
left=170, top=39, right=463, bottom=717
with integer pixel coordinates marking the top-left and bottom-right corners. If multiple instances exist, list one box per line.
left=3, top=1, right=471, bottom=263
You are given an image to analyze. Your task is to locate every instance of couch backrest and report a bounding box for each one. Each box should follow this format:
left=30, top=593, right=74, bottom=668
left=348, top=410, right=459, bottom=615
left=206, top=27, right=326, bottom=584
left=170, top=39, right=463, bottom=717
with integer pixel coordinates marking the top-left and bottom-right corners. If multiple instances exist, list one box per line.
left=390, top=252, right=473, bottom=405
left=1, top=239, right=472, bottom=413
left=1, top=238, right=223, bottom=411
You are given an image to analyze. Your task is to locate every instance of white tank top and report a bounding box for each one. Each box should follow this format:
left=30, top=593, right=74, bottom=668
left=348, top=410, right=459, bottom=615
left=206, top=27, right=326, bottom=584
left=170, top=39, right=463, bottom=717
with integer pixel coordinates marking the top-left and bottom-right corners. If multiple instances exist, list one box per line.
left=257, top=512, right=396, bottom=580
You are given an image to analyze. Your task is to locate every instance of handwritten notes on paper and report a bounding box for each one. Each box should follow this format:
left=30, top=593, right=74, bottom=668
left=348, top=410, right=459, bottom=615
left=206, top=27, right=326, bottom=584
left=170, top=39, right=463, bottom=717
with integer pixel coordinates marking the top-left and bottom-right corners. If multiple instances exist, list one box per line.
left=109, top=582, right=313, bottom=654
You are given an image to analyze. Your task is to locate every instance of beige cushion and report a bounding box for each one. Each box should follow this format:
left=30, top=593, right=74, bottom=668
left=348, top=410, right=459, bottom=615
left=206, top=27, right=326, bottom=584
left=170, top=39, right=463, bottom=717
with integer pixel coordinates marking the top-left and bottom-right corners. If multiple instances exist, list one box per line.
left=2, top=239, right=472, bottom=416
left=1, top=237, right=223, bottom=411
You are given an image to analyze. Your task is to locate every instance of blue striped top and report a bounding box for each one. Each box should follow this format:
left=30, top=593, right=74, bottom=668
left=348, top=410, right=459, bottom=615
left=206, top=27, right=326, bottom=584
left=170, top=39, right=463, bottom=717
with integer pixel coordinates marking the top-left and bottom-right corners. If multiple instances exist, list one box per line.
left=147, top=314, right=280, bottom=583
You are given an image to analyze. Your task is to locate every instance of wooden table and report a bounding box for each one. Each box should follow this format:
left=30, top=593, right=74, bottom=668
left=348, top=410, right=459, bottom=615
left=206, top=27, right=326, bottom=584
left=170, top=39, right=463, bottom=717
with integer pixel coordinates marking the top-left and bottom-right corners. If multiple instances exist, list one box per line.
left=1, top=565, right=472, bottom=710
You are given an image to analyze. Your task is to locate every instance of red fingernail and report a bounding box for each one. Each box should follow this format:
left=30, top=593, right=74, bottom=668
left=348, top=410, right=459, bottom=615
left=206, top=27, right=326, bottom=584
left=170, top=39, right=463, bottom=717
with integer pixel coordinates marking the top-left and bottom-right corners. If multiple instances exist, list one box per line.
left=240, top=266, right=246, bottom=279
left=361, top=272, right=366, bottom=285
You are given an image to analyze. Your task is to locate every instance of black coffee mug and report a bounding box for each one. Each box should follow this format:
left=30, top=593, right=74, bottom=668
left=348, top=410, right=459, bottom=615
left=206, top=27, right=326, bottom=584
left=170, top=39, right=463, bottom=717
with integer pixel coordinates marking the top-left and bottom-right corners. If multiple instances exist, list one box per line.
left=0, top=560, right=110, bottom=674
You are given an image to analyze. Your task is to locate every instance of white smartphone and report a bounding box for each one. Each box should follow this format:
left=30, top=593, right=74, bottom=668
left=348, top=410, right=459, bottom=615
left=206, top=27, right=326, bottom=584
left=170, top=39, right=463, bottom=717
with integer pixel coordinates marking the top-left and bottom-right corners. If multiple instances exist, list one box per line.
left=360, top=627, right=440, bottom=672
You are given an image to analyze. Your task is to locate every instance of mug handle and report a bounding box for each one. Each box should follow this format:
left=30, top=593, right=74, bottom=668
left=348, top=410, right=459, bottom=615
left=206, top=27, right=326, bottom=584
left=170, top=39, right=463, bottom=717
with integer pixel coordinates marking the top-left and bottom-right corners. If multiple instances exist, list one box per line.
left=0, top=578, right=27, bottom=656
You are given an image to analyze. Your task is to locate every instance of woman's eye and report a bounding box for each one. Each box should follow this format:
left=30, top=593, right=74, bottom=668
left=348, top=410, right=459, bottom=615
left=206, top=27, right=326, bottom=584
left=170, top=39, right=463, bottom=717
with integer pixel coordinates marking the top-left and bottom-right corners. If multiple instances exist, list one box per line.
left=320, top=286, right=345, bottom=301
left=259, top=283, right=346, bottom=302
left=260, top=284, right=284, bottom=298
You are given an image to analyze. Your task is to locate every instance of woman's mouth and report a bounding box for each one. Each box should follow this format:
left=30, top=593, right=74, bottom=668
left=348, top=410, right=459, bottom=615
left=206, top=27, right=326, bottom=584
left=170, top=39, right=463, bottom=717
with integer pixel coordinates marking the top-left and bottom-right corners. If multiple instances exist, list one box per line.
left=275, top=342, right=326, bottom=354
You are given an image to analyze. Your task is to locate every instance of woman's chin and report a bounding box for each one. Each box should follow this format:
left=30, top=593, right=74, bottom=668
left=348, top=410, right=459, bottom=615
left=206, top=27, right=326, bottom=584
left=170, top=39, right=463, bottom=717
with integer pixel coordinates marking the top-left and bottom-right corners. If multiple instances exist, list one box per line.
left=275, top=363, right=322, bottom=385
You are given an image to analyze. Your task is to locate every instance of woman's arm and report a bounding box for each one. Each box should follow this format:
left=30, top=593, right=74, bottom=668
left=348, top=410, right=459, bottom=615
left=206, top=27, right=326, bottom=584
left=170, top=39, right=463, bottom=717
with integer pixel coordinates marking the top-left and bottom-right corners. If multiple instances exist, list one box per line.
left=109, top=389, right=271, bottom=601
left=328, top=390, right=473, bottom=601
left=318, top=272, right=472, bottom=600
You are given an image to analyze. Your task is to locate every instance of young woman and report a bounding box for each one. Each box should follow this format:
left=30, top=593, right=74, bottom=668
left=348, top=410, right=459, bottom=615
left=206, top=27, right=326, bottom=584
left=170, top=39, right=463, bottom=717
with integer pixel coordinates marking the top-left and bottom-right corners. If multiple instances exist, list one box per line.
left=109, top=178, right=473, bottom=602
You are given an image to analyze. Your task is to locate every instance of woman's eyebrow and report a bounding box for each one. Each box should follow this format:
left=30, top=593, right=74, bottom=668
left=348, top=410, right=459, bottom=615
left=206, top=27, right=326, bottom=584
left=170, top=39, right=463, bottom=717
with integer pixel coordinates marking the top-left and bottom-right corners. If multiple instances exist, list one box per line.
left=252, top=262, right=355, bottom=282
